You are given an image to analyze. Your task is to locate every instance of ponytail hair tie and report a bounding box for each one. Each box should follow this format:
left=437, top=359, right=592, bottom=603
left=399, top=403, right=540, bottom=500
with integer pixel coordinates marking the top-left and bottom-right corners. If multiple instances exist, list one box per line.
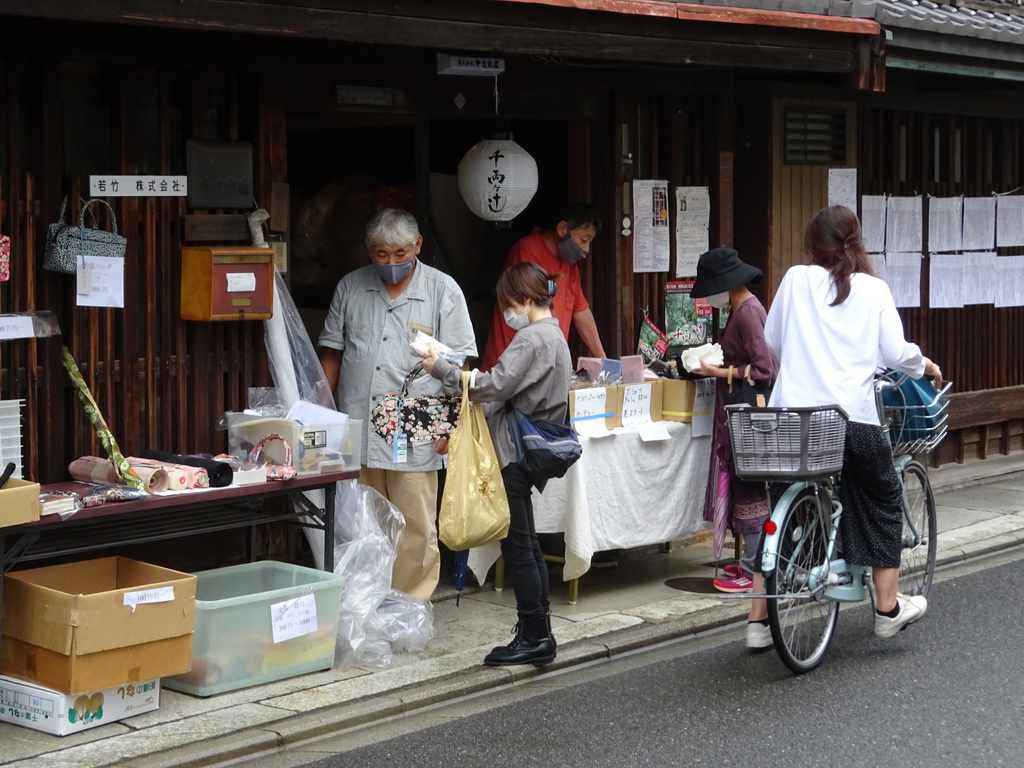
left=548, top=279, right=558, bottom=297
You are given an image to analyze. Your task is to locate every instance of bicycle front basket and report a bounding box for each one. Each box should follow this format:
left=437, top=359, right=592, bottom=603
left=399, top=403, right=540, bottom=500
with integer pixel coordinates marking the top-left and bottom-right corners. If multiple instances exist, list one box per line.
left=727, top=404, right=849, bottom=482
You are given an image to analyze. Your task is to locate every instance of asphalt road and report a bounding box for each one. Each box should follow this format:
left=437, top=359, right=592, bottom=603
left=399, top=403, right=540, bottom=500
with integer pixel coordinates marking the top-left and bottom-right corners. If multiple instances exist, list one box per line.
left=278, top=550, right=1024, bottom=768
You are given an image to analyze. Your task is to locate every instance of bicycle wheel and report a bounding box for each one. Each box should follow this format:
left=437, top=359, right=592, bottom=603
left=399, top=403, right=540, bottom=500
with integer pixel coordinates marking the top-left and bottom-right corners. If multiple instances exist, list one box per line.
left=766, top=487, right=840, bottom=674
left=898, top=461, right=938, bottom=599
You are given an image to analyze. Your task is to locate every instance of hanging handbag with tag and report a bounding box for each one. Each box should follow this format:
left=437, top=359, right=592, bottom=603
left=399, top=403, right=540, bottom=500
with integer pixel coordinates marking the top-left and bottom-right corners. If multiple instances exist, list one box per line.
left=44, top=197, right=127, bottom=274
left=371, top=364, right=462, bottom=444
left=723, top=364, right=772, bottom=408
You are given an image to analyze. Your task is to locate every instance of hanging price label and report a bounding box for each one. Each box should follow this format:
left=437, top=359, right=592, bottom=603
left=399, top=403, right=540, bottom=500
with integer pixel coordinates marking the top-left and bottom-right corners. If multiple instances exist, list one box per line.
left=270, top=594, right=319, bottom=644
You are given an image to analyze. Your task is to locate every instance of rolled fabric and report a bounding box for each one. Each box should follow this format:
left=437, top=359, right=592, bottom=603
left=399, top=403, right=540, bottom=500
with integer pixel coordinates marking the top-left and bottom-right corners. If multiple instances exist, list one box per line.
left=127, top=458, right=189, bottom=491
left=69, top=456, right=121, bottom=485
left=139, top=450, right=233, bottom=488
left=130, top=464, right=170, bottom=493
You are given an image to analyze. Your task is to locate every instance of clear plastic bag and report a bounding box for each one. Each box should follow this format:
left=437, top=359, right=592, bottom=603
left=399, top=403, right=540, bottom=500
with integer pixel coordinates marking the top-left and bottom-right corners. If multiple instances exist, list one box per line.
left=332, top=482, right=433, bottom=667
left=409, top=331, right=468, bottom=367
left=263, top=267, right=433, bottom=668
left=247, top=387, right=289, bottom=417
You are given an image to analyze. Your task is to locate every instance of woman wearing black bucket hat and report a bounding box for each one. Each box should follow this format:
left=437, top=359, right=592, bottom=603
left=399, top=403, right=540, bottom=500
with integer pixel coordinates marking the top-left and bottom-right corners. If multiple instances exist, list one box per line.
left=690, top=247, right=778, bottom=650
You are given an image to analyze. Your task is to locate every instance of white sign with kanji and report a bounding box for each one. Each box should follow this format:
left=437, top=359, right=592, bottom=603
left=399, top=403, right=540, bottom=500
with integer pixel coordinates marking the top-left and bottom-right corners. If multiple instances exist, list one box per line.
left=89, top=176, right=188, bottom=197
left=271, top=594, right=319, bottom=644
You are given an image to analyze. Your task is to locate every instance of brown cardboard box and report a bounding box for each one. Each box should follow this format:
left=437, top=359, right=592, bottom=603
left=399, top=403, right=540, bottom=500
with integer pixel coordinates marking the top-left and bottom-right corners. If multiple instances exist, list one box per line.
left=2, top=557, right=197, bottom=694
left=662, top=380, right=698, bottom=423
left=621, top=379, right=664, bottom=425
left=0, top=478, right=41, bottom=528
left=569, top=386, right=620, bottom=431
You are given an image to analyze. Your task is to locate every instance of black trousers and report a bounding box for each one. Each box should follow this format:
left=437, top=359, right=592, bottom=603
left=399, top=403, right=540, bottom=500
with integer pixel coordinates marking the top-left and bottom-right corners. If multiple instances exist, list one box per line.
left=500, top=462, right=550, bottom=623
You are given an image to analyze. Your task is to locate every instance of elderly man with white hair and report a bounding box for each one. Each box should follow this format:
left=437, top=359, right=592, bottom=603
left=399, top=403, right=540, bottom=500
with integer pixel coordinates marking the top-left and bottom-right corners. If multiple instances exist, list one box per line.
left=318, top=208, right=477, bottom=602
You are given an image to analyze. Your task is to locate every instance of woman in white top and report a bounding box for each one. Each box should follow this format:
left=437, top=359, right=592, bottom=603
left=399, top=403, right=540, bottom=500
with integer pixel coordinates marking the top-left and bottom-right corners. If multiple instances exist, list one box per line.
left=764, top=205, right=943, bottom=639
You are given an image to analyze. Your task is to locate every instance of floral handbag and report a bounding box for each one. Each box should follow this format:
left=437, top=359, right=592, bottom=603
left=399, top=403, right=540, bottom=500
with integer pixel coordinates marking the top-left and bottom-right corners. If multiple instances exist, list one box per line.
left=371, top=364, right=462, bottom=445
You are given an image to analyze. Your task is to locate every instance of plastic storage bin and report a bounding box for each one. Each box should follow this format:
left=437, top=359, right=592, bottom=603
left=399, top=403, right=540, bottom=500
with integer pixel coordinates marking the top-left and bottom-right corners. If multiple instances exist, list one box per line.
left=0, top=399, right=24, bottom=479
left=226, top=414, right=361, bottom=475
left=162, top=561, right=343, bottom=697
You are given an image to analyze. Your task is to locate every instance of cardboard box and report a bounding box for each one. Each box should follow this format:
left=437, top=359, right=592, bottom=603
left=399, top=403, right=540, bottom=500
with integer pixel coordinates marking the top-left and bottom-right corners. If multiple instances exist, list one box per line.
left=662, top=379, right=698, bottom=423
left=2, top=557, right=196, bottom=694
left=0, top=478, right=40, bottom=528
left=0, top=674, right=159, bottom=736
left=569, top=386, right=620, bottom=431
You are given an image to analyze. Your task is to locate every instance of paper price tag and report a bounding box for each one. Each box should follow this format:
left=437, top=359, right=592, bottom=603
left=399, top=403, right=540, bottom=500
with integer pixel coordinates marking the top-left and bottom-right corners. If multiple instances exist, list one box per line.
left=226, top=272, right=257, bottom=293
left=271, top=594, right=319, bottom=644
left=77, top=263, right=92, bottom=295
left=123, top=586, right=175, bottom=613
left=692, top=378, right=716, bottom=437
left=0, top=316, right=34, bottom=340
left=621, top=383, right=653, bottom=427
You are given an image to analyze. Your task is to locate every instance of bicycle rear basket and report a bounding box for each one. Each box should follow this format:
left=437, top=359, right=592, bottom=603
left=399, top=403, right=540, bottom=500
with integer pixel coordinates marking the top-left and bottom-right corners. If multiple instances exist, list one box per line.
left=727, top=405, right=849, bottom=481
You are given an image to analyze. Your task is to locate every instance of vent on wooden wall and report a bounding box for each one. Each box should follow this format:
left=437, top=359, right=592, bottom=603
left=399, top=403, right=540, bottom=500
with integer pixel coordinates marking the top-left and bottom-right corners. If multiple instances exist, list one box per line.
left=784, top=108, right=847, bottom=165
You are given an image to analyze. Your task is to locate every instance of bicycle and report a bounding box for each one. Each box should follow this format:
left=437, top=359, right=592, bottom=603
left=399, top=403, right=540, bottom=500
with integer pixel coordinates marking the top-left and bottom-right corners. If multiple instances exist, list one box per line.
left=726, top=372, right=952, bottom=674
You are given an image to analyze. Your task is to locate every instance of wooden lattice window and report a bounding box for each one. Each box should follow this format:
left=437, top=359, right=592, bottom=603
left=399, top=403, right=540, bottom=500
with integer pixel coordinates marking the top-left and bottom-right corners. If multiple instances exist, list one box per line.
left=784, top=108, right=847, bottom=165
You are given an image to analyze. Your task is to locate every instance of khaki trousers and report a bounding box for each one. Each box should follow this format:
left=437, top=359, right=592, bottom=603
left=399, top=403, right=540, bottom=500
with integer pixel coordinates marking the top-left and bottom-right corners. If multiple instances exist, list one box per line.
left=358, top=467, right=440, bottom=602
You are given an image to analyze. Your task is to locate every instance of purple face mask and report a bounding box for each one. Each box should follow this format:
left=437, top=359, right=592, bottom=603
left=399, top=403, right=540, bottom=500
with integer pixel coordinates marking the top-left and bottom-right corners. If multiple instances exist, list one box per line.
left=373, top=256, right=416, bottom=285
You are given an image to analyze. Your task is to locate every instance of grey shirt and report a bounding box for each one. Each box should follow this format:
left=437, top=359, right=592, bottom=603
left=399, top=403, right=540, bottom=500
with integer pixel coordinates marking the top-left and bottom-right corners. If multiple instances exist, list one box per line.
left=318, top=261, right=477, bottom=471
left=431, top=317, right=571, bottom=469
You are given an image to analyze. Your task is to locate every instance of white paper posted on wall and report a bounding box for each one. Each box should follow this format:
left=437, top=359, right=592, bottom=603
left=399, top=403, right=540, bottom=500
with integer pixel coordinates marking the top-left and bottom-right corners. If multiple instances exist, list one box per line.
left=868, top=253, right=887, bottom=283
left=885, top=252, right=922, bottom=308
left=632, top=180, right=671, bottom=273
left=886, top=197, right=923, bottom=254
left=963, top=252, right=997, bottom=305
left=861, top=196, right=887, bottom=253
left=76, top=255, right=125, bottom=309
left=571, top=388, right=611, bottom=438
left=963, top=197, right=996, bottom=250
left=996, top=196, right=1024, bottom=248
left=928, top=254, right=964, bottom=309
left=827, top=168, right=857, bottom=212
left=674, top=186, right=710, bottom=278
left=994, top=256, right=1024, bottom=308
left=927, top=196, right=963, bottom=253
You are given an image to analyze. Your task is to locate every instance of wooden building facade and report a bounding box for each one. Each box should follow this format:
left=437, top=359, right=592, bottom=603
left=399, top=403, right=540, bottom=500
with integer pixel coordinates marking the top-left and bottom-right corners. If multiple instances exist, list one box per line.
left=0, top=0, right=1021, bottom=495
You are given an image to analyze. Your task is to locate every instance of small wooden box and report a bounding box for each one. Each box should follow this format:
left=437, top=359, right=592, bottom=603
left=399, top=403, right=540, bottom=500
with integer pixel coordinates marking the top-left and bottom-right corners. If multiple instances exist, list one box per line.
left=180, top=247, right=274, bottom=321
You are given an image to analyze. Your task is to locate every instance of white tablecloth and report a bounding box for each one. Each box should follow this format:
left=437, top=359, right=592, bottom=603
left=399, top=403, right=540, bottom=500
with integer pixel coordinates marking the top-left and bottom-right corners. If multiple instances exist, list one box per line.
left=469, top=421, right=712, bottom=583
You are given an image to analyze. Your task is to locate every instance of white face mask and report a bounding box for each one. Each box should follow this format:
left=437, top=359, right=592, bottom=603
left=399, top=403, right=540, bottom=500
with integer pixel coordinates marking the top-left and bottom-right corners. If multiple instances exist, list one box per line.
left=706, top=291, right=730, bottom=310
left=503, top=307, right=530, bottom=331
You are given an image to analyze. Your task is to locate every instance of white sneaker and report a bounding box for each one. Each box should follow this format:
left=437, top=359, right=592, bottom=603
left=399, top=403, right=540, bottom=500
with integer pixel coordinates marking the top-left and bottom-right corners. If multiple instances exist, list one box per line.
left=746, top=621, right=773, bottom=649
left=874, top=594, right=928, bottom=639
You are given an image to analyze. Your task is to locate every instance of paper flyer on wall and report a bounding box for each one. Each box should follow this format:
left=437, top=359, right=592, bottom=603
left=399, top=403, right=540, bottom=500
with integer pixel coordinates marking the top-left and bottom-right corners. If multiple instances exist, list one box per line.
left=632, top=180, right=671, bottom=273
left=996, top=196, right=1024, bottom=248
left=927, top=196, right=963, bottom=253
left=674, top=186, right=710, bottom=278
left=665, top=281, right=712, bottom=347
left=861, top=195, right=887, bottom=253
left=827, top=168, right=857, bottom=211
left=962, top=197, right=996, bottom=250
left=868, top=253, right=887, bottom=283
left=886, top=196, right=923, bottom=254
left=928, top=254, right=964, bottom=309
left=963, top=252, right=997, bottom=305
left=994, top=255, right=1024, bottom=308
left=885, top=252, right=922, bottom=308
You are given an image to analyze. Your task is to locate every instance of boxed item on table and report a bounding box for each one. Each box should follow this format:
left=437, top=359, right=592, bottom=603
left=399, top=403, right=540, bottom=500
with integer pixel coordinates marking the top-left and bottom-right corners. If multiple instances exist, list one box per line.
left=163, top=561, right=344, bottom=697
left=0, top=478, right=40, bottom=528
left=662, top=379, right=698, bottom=423
left=1, top=557, right=196, bottom=695
left=0, top=675, right=159, bottom=736
left=226, top=412, right=357, bottom=475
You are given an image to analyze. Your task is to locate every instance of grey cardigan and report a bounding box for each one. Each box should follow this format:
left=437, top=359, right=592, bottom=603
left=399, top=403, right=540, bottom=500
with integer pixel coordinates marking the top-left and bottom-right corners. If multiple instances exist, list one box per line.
left=430, top=317, right=572, bottom=468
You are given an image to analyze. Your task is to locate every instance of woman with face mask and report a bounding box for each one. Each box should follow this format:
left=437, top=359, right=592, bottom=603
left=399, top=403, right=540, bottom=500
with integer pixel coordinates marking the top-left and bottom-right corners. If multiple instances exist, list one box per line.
left=421, top=262, right=571, bottom=667
left=690, top=247, right=778, bottom=650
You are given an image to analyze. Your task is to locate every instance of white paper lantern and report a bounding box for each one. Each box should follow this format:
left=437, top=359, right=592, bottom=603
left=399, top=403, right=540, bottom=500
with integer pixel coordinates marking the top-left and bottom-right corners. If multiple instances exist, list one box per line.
left=457, top=138, right=538, bottom=223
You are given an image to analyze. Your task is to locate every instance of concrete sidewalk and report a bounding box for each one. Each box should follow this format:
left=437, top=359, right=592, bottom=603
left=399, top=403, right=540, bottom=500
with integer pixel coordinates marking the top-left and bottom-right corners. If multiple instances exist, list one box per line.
left=3, top=470, right=1023, bottom=768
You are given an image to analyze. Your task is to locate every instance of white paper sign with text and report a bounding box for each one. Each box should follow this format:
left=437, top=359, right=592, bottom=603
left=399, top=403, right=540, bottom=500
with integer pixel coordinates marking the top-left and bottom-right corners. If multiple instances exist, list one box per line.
left=123, top=587, right=175, bottom=613
left=76, top=255, right=125, bottom=308
left=692, top=378, right=716, bottom=437
left=271, top=594, right=319, bottom=644
left=571, top=388, right=611, bottom=438
left=0, top=316, right=34, bottom=341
